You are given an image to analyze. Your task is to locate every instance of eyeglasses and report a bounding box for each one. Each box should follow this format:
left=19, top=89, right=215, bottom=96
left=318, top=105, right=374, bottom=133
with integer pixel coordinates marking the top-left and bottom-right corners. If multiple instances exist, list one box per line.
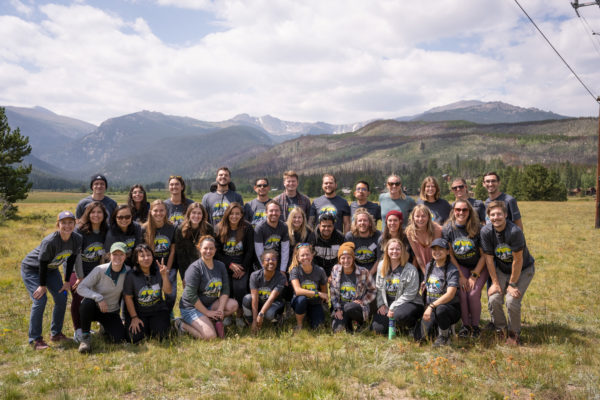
left=451, top=185, right=465, bottom=191
left=387, top=182, right=401, bottom=186
left=355, top=188, right=368, bottom=192
left=263, top=258, right=277, bottom=263
left=116, top=215, right=132, bottom=220
left=256, top=184, right=269, bottom=188
left=454, top=208, right=469, bottom=213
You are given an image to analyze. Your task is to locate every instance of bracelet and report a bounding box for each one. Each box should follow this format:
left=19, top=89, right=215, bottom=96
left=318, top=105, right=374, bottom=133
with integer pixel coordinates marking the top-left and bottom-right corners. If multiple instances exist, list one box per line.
left=131, top=315, right=138, bottom=319
left=429, top=304, right=436, bottom=309
left=508, top=282, right=518, bottom=288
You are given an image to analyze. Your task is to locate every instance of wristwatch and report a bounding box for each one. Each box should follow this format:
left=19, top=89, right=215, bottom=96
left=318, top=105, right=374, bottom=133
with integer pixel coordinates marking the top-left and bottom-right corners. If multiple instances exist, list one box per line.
left=508, top=282, right=518, bottom=288
left=258, top=312, right=264, bottom=317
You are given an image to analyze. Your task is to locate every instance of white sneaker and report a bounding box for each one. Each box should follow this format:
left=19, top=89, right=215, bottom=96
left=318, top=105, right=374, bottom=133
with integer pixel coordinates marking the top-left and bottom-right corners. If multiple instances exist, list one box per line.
left=73, top=328, right=83, bottom=343
left=223, top=316, right=233, bottom=327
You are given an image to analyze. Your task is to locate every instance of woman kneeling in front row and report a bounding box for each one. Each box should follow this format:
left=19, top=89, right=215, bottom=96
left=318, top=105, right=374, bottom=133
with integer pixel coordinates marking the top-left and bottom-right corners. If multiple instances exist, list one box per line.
left=330, top=242, right=376, bottom=333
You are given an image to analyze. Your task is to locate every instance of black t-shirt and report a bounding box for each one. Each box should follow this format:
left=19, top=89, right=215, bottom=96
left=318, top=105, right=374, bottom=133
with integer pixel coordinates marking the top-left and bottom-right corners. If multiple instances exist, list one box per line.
left=164, top=198, right=194, bottom=228
left=123, top=269, right=168, bottom=316
left=442, top=223, right=481, bottom=270
left=249, top=269, right=286, bottom=303
left=76, top=227, right=106, bottom=276
left=481, top=220, right=534, bottom=274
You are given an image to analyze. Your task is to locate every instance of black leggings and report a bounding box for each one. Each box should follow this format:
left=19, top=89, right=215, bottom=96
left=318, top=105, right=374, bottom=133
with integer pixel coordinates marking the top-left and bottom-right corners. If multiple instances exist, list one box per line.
left=371, top=302, right=424, bottom=335
left=332, top=302, right=364, bottom=333
left=126, top=310, right=171, bottom=343
left=79, top=298, right=128, bottom=343
left=423, top=302, right=461, bottom=338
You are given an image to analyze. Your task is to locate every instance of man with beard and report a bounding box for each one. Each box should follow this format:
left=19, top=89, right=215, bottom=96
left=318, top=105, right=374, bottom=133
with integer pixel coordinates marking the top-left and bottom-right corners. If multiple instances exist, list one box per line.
left=254, top=201, right=290, bottom=272
left=309, top=174, right=350, bottom=234
left=202, top=166, right=244, bottom=227
left=308, top=214, right=345, bottom=277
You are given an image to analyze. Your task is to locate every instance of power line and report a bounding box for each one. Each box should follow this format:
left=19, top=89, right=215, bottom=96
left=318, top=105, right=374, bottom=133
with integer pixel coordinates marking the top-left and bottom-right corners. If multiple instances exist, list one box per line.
left=513, top=0, right=599, bottom=103
left=578, top=13, right=600, bottom=58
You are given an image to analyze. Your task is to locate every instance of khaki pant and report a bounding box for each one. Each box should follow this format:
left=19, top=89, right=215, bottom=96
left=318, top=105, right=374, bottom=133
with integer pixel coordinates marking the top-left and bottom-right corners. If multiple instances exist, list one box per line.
left=489, top=266, right=535, bottom=334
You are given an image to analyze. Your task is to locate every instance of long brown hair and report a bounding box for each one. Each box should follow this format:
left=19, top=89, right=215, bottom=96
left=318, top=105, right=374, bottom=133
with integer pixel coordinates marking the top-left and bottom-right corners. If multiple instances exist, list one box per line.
left=445, top=200, right=480, bottom=238
left=77, top=201, right=108, bottom=235
left=217, top=202, right=247, bottom=245
left=419, top=176, right=441, bottom=201
left=405, top=204, right=436, bottom=246
left=181, top=202, right=211, bottom=239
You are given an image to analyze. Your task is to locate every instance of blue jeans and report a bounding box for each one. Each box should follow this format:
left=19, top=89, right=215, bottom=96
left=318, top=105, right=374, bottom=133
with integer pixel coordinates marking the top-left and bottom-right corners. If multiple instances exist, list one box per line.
left=21, top=266, right=67, bottom=343
left=291, top=296, right=324, bottom=329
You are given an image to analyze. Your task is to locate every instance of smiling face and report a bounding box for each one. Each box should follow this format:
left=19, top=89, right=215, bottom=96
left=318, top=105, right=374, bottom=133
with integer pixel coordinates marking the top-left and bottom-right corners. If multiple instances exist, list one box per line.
left=431, top=246, right=448, bottom=263
left=318, top=219, right=334, bottom=239
left=297, top=246, right=313, bottom=266
left=387, top=241, right=403, bottom=262
left=131, top=187, right=145, bottom=204
left=151, top=204, right=167, bottom=225
left=228, top=206, right=243, bottom=226
left=291, top=211, right=304, bottom=229
left=137, top=248, right=154, bottom=270
left=266, top=203, right=281, bottom=224
left=387, top=177, right=402, bottom=198
left=216, top=169, right=231, bottom=187
left=284, top=176, right=298, bottom=193
left=110, top=250, right=126, bottom=269
left=262, top=253, right=278, bottom=273
left=424, top=181, right=437, bottom=200
left=356, top=213, right=371, bottom=235
left=115, top=209, right=132, bottom=231
left=489, top=207, right=507, bottom=230
left=89, top=206, right=104, bottom=226
left=322, top=176, right=336, bottom=196
left=58, top=218, right=75, bottom=236
left=91, top=179, right=106, bottom=196
left=199, top=239, right=216, bottom=261
left=254, top=179, right=270, bottom=198
left=413, top=209, right=429, bottom=229
left=386, top=215, right=401, bottom=233
left=168, top=178, right=182, bottom=196
left=483, top=174, right=500, bottom=195
left=189, top=208, right=203, bottom=225
left=453, top=201, right=470, bottom=225
left=451, top=180, right=468, bottom=200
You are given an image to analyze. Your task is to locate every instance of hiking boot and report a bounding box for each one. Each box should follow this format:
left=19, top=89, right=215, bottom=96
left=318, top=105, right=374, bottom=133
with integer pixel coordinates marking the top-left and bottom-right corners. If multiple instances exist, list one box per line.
left=458, top=325, right=472, bottom=338
left=506, top=331, right=520, bottom=346
left=471, top=326, right=481, bottom=338
left=78, top=334, right=91, bottom=354
left=32, top=338, right=49, bottom=350
left=495, top=328, right=506, bottom=340
left=433, top=328, right=451, bottom=347
left=50, top=333, right=71, bottom=343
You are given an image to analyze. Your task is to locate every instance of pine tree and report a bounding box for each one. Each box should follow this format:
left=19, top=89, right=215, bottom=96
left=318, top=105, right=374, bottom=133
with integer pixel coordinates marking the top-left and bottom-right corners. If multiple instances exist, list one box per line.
left=0, top=107, right=32, bottom=219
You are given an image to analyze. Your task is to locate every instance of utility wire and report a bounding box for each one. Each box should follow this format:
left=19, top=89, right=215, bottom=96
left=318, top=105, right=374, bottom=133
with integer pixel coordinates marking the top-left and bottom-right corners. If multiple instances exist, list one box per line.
left=513, top=0, right=599, bottom=102
left=579, top=13, right=600, bottom=58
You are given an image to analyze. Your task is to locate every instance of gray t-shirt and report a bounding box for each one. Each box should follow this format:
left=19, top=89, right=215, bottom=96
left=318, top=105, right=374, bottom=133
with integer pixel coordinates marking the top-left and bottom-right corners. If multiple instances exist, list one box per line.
left=384, top=266, right=404, bottom=305
left=123, top=269, right=168, bottom=316
left=481, top=220, right=534, bottom=274
left=344, top=231, right=382, bottom=270
left=425, top=262, right=459, bottom=305
left=254, top=220, right=290, bottom=270
left=467, top=198, right=486, bottom=224
left=202, top=190, right=244, bottom=226
left=350, top=201, right=381, bottom=224
left=289, top=264, right=327, bottom=305
left=22, top=231, right=83, bottom=272
left=484, top=193, right=521, bottom=224
left=339, top=271, right=358, bottom=303
left=249, top=269, right=286, bottom=303
left=442, top=224, right=481, bottom=270
left=76, top=196, right=117, bottom=220
left=244, top=198, right=271, bottom=228
left=310, top=195, right=350, bottom=233
left=181, top=259, right=230, bottom=309
left=104, top=222, right=143, bottom=259
left=417, top=198, right=452, bottom=225
left=75, top=227, right=106, bottom=277
left=141, top=224, right=176, bottom=261
left=164, top=198, right=194, bottom=228
left=379, top=193, right=416, bottom=229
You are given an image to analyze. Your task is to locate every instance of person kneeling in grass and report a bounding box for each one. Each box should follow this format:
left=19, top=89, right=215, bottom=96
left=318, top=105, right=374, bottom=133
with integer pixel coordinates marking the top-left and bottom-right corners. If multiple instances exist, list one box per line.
left=243, top=250, right=286, bottom=333
left=421, top=238, right=461, bottom=347
left=76, top=242, right=129, bottom=353
left=178, top=236, right=238, bottom=340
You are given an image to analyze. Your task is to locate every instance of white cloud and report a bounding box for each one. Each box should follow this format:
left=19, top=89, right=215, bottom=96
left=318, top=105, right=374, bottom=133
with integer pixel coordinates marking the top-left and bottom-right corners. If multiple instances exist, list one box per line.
left=0, top=0, right=598, bottom=125
left=9, top=0, right=33, bottom=16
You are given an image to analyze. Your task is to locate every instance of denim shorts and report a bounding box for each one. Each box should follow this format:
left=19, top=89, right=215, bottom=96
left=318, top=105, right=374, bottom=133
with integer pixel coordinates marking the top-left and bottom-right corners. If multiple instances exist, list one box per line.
left=180, top=307, right=204, bottom=325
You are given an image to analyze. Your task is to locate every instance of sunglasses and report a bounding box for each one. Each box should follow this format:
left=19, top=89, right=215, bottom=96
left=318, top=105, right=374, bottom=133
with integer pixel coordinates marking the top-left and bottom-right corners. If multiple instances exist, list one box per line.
left=169, top=175, right=182, bottom=180
left=116, top=214, right=132, bottom=220
left=454, top=208, right=469, bottom=213
left=296, top=242, right=310, bottom=249
left=256, top=184, right=269, bottom=188
left=451, top=185, right=465, bottom=191
left=387, top=182, right=401, bottom=186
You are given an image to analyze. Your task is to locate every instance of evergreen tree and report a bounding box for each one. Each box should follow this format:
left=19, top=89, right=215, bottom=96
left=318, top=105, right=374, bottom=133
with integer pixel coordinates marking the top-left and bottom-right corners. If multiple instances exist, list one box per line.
left=0, top=107, right=32, bottom=219
left=474, top=177, right=487, bottom=200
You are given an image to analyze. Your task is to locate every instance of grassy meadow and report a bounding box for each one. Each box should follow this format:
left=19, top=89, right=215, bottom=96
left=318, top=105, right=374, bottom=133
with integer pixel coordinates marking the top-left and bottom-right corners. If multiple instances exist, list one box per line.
left=0, top=195, right=599, bottom=399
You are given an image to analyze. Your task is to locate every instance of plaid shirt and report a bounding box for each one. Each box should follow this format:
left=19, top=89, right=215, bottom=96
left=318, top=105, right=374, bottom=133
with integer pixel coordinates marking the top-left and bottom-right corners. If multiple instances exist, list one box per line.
left=273, top=191, right=311, bottom=222
left=329, top=263, right=376, bottom=321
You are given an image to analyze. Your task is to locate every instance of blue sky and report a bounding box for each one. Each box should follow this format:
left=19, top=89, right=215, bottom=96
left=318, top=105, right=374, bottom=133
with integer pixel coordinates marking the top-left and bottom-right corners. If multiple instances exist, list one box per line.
left=1, top=0, right=598, bottom=125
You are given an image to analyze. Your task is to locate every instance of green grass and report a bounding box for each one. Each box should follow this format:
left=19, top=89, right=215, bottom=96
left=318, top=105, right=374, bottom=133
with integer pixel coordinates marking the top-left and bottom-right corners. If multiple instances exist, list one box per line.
left=0, top=197, right=599, bottom=399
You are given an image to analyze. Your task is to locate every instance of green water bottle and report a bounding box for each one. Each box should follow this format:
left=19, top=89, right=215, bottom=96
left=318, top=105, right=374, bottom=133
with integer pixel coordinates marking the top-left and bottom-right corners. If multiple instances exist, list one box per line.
left=388, top=316, right=396, bottom=340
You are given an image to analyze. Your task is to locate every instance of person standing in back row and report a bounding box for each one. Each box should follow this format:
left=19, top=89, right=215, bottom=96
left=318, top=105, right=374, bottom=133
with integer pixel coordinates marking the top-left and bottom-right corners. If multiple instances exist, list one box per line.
left=350, top=180, right=381, bottom=225
left=244, top=178, right=272, bottom=228
left=273, top=170, right=311, bottom=222
left=202, top=166, right=244, bottom=227
left=450, top=178, right=486, bottom=225
left=483, top=172, right=523, bottom=230
left=76, top=174, right=117, bottom=221
left=309, top=174, right=350, bottom=234
left=379, top=174, right=416, bottom=230
left=164, top=176, right=194, bottom=228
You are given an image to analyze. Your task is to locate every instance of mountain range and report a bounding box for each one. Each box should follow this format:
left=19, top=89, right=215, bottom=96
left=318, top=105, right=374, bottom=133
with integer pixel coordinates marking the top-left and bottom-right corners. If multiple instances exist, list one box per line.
left=3, top=100, right=588, bottom=186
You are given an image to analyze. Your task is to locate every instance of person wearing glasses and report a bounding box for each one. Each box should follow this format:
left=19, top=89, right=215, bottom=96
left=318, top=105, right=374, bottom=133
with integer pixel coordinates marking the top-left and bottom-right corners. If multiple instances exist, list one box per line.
left=442, top=200, right=487, bottom=338
left=482, top=172, right=523, bottom=230
left=416, top=176, right=451, bottom=225
left=104, top=205, right=143, bottom=265
left=243, top=250, right=286, bottom=333
left=379, top=174, right=416, bottom=230
left=164, top=176, right=194, bottom=228
left=350, top=181, right=381, bottom=225
left=244, top=178, right=272, bottom=228
left=450, top=178, right=486, bottom=225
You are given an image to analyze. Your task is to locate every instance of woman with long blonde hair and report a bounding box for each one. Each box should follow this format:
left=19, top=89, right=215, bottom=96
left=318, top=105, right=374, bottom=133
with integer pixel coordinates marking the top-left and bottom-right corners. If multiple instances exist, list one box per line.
left=405, top=204, right=442, bottom=276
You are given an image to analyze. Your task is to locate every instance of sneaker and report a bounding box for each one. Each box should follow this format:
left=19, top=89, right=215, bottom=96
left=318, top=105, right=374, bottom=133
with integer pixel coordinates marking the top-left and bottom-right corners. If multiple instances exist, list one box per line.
left=458, top=325, right=472, bottom=338
left=471, top=326, right=481, bottom=338
left=78, top=334, right=91, bottom=354
left=506, top=331, right=520, bottom=346
left=235, top=317, right=246, bottom=328
left=483, top=321, right=496, bottom=331
left=223, top=316, right=232, bottom=327
left=73, top=328, right=83, bottom=344
left=215, top=321, right=225, bottom=338
left=433, top=334, right=450, bottom=347
left=50, top=333, right=71, bottom=343
left=495, top=328, right=506, bottom=340
left=32, top=338, right=49, bottom=350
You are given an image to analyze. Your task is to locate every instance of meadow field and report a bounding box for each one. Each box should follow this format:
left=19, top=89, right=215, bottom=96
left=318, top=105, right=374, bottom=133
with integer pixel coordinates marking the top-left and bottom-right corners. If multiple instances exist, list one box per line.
left=0, top=195, right=598, bottom=399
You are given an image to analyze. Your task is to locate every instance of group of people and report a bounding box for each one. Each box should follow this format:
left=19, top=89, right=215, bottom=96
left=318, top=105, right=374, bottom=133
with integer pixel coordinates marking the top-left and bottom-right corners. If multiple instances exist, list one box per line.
left=21, top=167, right=534, bottom=352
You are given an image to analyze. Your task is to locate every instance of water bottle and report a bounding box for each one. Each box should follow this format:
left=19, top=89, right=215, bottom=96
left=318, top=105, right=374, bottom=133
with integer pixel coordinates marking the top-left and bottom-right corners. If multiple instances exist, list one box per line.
left=388, top=316, right=396, bottom=340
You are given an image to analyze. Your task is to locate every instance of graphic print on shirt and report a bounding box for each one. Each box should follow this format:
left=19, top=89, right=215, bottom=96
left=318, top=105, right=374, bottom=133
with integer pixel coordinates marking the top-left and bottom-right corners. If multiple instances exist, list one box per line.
left=224, top=236, right=243, bottom=256
left=264, top=234, right=281, bottom=250
left=318, top=206, right=338, bottom=220
left=494, top=243, right=513, bottom=263
left=385, top=276, right=400, bottom=298
left=169, top=213, right=185, bottom=226
left=138, top=284, right=161, bottom=307
left=154, top=234, right=171, bottom=258
left=355, top=244, right=377, bottom=265
left=204, top=277, right=222, bottom=298
left=211, top=201, right=230, bottom=225
left=82, top=242, right=104, bottom=263
left=49, top=250, right=73, bottom=269
left=301, top=279, right=317, bottom=294
left=452, top=237, right=476, bottom=260
left=340, top=281, right=357, bottom=302
left=251, top=210, right=267, bottom=227
left=426, top=275, right=443, bottom=299
left=258, top=286, right=272, bottom=302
